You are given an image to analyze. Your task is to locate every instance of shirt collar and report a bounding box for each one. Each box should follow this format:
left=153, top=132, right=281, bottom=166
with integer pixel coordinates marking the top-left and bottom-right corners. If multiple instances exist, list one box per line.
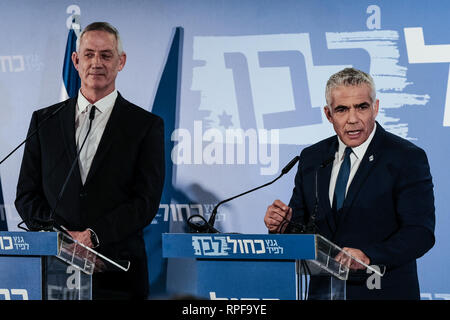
left=337, top=122, right=377, bottom=161
left=77, top=89, right=118, bottom=114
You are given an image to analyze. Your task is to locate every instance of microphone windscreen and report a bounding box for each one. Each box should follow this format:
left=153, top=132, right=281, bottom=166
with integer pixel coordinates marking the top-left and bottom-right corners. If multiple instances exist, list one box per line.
left=281, top=156, right=300, bottom=174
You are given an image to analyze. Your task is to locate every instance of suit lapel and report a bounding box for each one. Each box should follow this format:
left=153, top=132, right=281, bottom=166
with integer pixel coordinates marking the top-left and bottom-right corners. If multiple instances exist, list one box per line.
left=58, top=98, right=83, bottom=185
left=317, top=138, right=339, bottom=234
left=337, top=123, right=385, bottom=226
left=83, top=93, right=124, bottom=185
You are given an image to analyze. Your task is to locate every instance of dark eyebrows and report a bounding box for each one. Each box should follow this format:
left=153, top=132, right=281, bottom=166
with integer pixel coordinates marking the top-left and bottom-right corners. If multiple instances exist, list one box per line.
left=334, top=105, right=349, bottom=110
left=356, top=102, right=371, bottom=108
left=333, top=102, right=371, bottom=110
left=82, top=49, right=114, bottom=54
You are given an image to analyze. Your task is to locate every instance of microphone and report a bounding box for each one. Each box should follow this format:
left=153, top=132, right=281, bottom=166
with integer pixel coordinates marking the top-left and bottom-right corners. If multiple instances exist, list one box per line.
left=0, top=102, right=68, bottom=165
left=320, top=156, right=335, bottom=168
left=0, top=101, right=69, bottom=232
left=278, top=155, right=335, bottom=234
left=49, top=106, right=96, bottom=227
left=187, top=156, right=300, bottom=233
left=272, top=209, right=306, bottom=234
left=282, top=156, right=300, bottom=174
left=19, top=105, right=97, bottom=232
left=304, top=155, right=335, bottom=234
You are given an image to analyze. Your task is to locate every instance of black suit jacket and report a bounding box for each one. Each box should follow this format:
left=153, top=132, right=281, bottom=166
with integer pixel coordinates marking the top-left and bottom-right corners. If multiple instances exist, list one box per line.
left=15, top=93, right=165, bottom=298
left=288, top=123, right=435, bottom=300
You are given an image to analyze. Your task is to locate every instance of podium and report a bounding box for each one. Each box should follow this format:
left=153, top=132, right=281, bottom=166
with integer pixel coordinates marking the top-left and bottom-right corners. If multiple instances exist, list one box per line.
left=163, top=233, right=382, bottom=300
left=0, top=231, right=129, bottom=300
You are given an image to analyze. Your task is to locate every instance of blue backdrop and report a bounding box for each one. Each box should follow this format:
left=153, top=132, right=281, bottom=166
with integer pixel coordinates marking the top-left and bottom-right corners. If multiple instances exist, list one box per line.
left=0, top=0, right=449, bottom=299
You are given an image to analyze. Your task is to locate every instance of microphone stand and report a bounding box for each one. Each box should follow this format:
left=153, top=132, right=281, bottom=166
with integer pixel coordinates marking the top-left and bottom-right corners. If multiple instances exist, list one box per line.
left=187, top=156, right=300, bottom=233
left=49, top=106, right=96, bottom=223
left=208, top=171, right=285, bottom=231
left=0, top=103, right=68, bottom=165
left=17, top=106, right=96, bottom=232
left=304, top=156, right=335, bottom=234
left=0, top=102, right=68, bottom=231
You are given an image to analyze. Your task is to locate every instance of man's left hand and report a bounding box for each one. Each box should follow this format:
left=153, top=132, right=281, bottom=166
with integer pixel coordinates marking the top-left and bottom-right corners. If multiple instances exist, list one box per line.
left=335, top=247, right=370, bottom=270
left=68, top=229, right=93, bottom=248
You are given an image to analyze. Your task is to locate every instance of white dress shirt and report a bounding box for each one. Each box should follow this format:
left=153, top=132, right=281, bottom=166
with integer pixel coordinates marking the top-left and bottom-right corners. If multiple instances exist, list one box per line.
left=328, top=123, right=377, bottom=206
left=75, top=89, right=117, bottom=184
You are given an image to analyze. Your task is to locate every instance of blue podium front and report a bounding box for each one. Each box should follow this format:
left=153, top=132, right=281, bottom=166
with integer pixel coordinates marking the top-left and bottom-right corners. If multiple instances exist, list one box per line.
left=0, top=232, right=58, bottom=300
left=0, top=231, right=96, bottom=300
left=163, top=233, right=318, bottom=300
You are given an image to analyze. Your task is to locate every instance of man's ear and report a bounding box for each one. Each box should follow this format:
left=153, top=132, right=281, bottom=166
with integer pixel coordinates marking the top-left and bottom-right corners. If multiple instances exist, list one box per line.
left=118, top=52, right=127, bottom=71
left=324, top=106, right=333, bottom=123
left=71, top=52, right=79, bottom=70
left=373, top=99, right=380, bottom=117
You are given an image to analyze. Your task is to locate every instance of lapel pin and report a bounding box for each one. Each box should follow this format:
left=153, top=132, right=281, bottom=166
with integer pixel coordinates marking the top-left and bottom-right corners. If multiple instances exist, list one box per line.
left=369, top=155, right=374, bottom=162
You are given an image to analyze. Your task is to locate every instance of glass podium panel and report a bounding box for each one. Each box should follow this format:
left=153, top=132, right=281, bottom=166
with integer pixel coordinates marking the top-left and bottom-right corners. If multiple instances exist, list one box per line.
left=44, top=256, right=92, bottom=300
left=57, top=232, right=100, bottom=275
left=56, top=231, right=130, bottom=274
left=43, top=231, right=130, bottom=300
left=297, top=234, right=384, bottom=300
left=304, top=235, right=350, bottom=280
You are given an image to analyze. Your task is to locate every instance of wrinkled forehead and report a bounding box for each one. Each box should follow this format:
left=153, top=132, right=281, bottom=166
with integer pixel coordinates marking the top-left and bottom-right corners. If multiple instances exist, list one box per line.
left=79, top=30, right=118, bottom=52
left=329, top=84, right=375, bottom=106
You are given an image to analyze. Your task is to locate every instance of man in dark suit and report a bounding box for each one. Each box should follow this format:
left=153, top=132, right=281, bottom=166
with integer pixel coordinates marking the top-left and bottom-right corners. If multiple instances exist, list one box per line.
left=15, top=22, right=165, bottom=299
left=264, top=68, right=435, bottom=300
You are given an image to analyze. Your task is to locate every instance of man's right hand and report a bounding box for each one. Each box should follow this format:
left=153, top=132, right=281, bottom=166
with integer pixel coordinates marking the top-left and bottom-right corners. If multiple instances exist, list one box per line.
left=264, top=199, right=292, bottom=233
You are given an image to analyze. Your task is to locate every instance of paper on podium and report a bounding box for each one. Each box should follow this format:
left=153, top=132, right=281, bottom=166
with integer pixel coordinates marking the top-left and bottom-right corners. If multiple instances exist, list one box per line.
left=56, top=231, right=130, bottom=275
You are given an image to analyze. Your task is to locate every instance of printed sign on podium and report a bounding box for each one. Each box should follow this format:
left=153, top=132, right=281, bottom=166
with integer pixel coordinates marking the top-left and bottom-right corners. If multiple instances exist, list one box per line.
left=163, top=233, right=382, bottom=300
left=0, top=231, right=129, bottom=300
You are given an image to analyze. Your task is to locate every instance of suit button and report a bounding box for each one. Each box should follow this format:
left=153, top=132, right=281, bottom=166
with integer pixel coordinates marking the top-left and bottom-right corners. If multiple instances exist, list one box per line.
left=80, top=192, right=87, bottom=198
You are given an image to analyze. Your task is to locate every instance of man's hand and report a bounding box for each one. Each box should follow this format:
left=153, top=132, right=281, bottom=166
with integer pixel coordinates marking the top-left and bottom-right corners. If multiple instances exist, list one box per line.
left=335, top=247, right=370, bottom=270
left=264, top=199, right=292, bottom=233
left=68, top=229, right=93, bottom=248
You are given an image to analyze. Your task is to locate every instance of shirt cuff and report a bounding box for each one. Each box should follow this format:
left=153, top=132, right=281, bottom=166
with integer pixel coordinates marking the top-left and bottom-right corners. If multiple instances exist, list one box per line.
left=87, top=228, right=100, bottom=248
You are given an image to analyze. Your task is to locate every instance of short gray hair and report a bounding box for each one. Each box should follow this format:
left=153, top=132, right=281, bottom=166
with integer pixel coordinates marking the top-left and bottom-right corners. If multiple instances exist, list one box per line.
left=325, top=68, right=376, bottom=107
left=76, top=22, right=124, bottom=55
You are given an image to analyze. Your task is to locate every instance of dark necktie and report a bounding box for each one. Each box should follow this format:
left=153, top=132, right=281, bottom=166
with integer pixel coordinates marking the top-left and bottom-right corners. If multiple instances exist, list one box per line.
left=333, top=146, right=352, bottom=211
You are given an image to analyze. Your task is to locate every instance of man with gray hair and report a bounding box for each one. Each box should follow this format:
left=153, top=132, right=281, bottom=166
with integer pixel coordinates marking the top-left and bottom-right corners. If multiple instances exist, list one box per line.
left=15, top=22, right=165, bottom=299
left=264, top=68, right=435, bottom=299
